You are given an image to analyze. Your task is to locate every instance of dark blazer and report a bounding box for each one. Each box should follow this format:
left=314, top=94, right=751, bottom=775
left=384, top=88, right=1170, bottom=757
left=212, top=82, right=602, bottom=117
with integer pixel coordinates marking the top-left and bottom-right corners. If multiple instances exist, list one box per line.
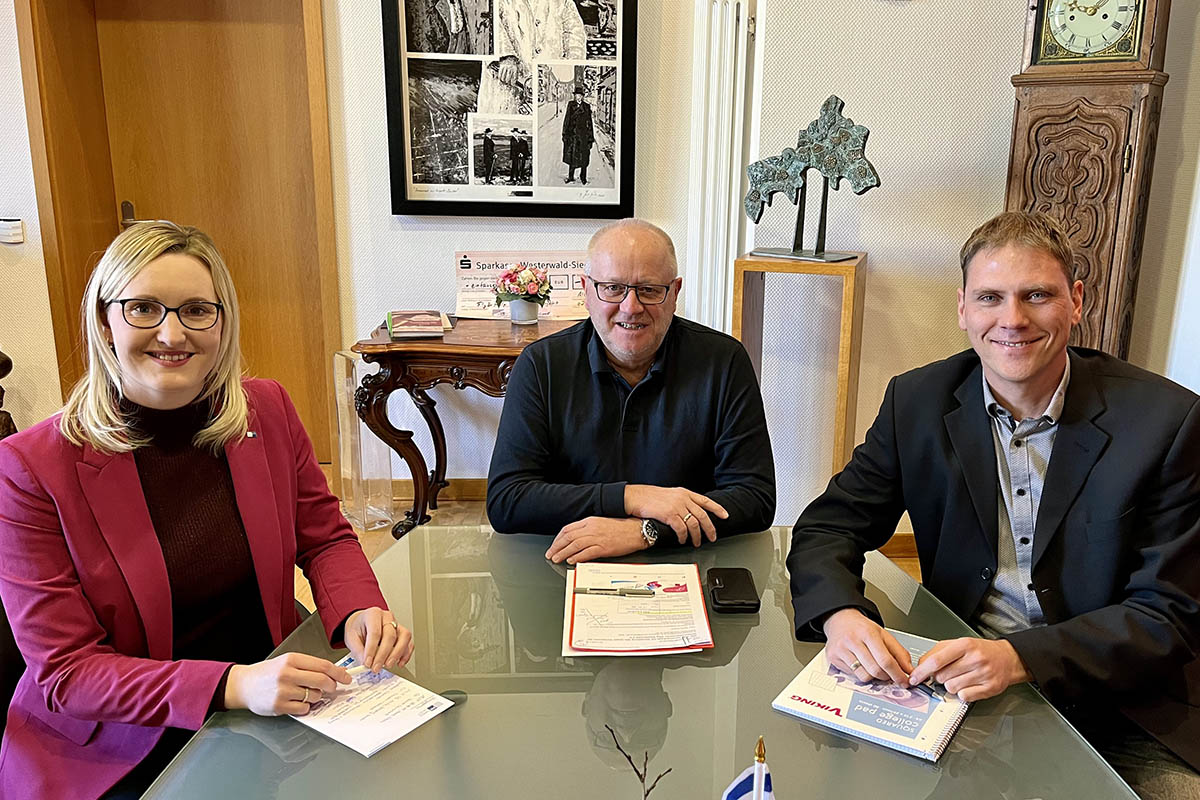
left=787, top=348, right=1200, bottom=769
left=0, top=379, right=387, bottom=799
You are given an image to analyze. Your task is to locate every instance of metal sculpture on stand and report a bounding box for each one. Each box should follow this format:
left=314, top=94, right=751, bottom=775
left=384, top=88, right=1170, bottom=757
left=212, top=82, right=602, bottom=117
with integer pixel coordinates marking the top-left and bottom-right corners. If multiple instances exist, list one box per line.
left=744, top=95, right=880, bottom=262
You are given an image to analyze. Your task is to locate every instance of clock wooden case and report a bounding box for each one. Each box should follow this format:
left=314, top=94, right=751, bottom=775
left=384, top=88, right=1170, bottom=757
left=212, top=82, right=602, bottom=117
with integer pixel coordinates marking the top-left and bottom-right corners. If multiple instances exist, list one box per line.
left=1006, top=0, right=1171, bottom=357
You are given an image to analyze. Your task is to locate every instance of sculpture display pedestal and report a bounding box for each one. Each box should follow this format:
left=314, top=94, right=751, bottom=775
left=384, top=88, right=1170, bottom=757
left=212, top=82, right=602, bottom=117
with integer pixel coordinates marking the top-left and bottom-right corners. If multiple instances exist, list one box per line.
left=731, top=252, right=866, bottom=475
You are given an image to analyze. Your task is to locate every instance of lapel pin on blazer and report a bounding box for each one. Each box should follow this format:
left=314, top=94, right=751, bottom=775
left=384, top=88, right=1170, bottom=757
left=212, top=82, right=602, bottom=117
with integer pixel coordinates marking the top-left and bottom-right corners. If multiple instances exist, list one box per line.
left=246, top=431, right=258, bottom=438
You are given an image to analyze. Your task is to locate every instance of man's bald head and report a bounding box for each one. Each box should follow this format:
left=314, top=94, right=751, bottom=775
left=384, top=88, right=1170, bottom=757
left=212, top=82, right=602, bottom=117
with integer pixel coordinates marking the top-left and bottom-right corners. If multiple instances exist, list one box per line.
left=586, top=219, right=678, bottom=278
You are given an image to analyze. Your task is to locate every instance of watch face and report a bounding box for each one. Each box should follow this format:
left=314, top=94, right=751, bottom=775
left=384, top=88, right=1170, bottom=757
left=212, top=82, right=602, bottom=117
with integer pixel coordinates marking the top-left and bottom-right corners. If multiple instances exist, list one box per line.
left=1036, top=0, right=1144, bottom=63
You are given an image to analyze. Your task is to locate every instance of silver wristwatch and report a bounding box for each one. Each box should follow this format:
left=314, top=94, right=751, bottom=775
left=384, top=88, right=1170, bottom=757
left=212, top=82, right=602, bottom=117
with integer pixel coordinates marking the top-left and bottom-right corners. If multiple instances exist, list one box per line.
left=640, top=518, right=659, bottom=548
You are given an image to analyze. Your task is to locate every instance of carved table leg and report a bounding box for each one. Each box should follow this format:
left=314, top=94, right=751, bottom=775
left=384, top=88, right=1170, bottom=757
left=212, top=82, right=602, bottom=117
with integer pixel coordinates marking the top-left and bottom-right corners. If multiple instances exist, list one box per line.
left=355, top=356, right=431, bottom=538
left=404, top=383, right=450, bottom=510
left=0, top=350, right=14, bottom=441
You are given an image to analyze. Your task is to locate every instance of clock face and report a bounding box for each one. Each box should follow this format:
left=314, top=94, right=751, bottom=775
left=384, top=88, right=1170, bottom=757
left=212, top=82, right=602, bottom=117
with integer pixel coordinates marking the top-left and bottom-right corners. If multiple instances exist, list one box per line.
left=1036, top=0, right=1145, bottom=63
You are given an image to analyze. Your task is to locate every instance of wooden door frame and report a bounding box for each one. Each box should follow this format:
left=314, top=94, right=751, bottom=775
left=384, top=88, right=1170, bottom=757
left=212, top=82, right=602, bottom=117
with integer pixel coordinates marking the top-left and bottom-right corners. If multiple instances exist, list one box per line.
left=300, top=0, right=345, bottom=471
left=15, top=0, right=343, bottom=466
left=15, top=0, right=118, bottom=402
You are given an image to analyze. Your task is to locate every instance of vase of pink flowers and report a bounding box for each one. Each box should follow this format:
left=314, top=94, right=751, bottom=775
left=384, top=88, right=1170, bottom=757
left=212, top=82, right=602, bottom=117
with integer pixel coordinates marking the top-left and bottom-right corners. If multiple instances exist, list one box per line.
left=493, top=263, right=551, bottom=325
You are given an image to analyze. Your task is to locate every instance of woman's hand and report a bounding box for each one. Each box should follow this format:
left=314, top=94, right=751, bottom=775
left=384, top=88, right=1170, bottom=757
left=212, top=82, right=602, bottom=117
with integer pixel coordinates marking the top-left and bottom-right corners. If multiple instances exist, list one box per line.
left=344, top=607, right=414, bottom=673
left=224, top=652, right=351, bottom=716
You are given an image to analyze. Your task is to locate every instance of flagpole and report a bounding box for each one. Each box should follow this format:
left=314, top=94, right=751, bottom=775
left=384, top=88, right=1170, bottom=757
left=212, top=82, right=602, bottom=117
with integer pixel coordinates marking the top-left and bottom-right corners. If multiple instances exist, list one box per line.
left=752, top=736, right=766, bottom=800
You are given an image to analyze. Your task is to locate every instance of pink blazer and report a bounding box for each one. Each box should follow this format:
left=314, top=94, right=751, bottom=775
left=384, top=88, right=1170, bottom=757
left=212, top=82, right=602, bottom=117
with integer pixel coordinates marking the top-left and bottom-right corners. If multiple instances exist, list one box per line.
left=0, top=379, right=387, bottom=799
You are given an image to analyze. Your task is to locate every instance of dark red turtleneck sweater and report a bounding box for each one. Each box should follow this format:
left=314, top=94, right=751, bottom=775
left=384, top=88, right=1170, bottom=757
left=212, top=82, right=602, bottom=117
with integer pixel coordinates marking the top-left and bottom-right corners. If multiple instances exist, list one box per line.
left=126, top=401, right=274, bottom=666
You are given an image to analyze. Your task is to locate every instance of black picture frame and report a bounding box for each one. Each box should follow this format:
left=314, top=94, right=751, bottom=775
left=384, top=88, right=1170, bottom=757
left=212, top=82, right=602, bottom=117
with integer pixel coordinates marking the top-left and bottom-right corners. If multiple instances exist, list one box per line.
left=381, top=0, right=637, bottom=218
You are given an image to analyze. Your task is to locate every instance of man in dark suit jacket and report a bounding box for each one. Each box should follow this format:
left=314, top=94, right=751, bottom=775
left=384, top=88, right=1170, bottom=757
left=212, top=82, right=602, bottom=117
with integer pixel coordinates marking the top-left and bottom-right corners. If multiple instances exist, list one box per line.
left=482, top=128, right=496, bottom=184
left=562, top=84, right=594, bottom=185
left=509, top=128, right=528, bottom=183
left=788, top=211, right=1200, bottom=796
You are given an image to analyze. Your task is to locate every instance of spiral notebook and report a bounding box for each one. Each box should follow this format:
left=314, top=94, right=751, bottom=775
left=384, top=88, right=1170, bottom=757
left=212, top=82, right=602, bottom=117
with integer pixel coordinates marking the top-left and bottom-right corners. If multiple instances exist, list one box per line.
left=771, top=629, right=970, bottom=762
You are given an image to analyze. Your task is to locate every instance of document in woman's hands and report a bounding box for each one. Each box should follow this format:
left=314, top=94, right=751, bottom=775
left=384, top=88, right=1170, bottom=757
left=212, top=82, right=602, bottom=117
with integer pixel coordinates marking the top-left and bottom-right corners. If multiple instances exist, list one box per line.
left=289, top=655, right=453, bottom=757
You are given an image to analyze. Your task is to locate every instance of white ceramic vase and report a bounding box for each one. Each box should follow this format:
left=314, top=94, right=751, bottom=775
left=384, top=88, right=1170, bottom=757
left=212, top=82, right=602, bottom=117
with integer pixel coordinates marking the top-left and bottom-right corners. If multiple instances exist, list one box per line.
left=508, top=298, right=540, bottom=325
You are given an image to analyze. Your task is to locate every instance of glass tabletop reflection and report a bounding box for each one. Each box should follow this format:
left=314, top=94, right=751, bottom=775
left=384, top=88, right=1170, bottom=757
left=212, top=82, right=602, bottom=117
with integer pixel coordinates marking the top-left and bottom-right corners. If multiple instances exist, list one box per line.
left=144, top=526, right=1135, bottom=799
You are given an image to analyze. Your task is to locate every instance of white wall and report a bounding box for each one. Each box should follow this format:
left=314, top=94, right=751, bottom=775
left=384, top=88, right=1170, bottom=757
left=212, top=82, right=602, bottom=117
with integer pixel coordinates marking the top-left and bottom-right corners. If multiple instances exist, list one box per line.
left=320, top=1, right=696, bottom=481
left=0, top=0, right=61, bottom=431
left=1129, top=7, right=1200, bottom=392
left=1164, top=157, right=1200, bottom=393
left=750, top=0, right=1028, bottom=523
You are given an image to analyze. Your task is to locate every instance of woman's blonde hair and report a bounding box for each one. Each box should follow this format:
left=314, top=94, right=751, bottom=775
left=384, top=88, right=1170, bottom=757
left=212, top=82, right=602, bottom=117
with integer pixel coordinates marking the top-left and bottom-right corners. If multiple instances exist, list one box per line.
left=59, top=221, right=248, bottom=454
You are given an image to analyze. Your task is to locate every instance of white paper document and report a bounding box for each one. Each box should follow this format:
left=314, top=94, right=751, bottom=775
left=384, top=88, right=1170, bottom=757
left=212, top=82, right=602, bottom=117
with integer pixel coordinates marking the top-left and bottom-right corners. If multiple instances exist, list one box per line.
left=289, top=655, right=453, bottom=757
left=563, top=563, right=713, bottom=655
left=561, top=568, right=701, bottom=657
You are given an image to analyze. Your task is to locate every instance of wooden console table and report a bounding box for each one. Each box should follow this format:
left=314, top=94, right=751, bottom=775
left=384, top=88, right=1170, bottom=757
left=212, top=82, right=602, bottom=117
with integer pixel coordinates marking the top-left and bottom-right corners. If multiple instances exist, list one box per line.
left=352, top=318, right=577, bottom=537
left=731, top=252, right=866, bottom=474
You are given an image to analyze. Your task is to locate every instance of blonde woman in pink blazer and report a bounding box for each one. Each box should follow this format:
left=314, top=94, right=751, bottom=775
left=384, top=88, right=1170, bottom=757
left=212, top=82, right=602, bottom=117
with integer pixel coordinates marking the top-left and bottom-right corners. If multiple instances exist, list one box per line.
left=0, top=222, right=412, bottom=799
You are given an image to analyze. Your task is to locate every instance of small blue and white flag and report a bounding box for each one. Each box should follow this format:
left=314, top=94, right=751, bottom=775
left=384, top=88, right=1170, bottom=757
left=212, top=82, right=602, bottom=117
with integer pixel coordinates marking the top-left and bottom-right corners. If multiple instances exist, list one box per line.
left=722, top=736, right=774, bottom=800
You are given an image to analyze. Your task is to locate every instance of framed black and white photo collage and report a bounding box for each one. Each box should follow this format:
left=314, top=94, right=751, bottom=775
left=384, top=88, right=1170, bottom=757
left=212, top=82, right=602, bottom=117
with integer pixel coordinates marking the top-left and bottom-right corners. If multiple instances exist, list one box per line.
left=383, top=0, right=637, bottom=218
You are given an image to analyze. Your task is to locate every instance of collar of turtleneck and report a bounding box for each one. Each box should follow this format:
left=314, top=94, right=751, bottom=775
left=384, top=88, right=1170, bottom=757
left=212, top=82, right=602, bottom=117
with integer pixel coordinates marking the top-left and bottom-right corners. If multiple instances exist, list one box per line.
left=121, top=396, right=212, bottom=450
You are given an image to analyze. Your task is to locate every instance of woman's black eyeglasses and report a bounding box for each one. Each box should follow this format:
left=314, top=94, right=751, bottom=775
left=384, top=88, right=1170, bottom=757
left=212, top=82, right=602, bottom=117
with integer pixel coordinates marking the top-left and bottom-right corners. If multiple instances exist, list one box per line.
left=108, top=299, right=223, bottom=331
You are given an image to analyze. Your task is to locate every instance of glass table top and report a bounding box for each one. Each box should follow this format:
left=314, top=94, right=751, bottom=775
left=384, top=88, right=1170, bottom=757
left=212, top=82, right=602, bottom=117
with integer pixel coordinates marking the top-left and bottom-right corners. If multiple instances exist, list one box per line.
left=145, top=526, right=1135, bottom=799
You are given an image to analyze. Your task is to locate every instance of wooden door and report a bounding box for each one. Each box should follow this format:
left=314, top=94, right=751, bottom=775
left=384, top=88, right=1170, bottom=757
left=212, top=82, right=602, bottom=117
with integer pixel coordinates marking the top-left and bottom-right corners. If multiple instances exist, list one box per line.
left=17, top=0, right=340, bottom=461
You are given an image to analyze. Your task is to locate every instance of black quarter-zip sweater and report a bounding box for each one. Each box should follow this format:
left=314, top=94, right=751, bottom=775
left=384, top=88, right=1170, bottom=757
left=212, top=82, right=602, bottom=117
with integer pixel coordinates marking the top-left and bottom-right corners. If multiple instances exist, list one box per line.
left=486, top=317, right=776, bottom=541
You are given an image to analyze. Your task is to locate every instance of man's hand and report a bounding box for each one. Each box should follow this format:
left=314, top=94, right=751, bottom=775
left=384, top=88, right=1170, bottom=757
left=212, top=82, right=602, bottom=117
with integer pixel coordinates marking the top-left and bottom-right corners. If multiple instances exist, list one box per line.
left=624, top=484, right=729, bottom=547
left=908, top=637, right=1032, bottom=702
left=822, top=608, right=914, bottom=686
left=546, top=517, right=647, bottom=564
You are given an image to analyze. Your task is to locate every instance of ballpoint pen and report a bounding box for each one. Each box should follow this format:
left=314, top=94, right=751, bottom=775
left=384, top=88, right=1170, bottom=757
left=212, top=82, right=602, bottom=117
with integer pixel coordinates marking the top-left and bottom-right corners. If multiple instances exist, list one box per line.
left=911, top=680, right=948, bottom=700
left=345, top=664, right=397, bottom=677
left=573, top=586, right=655, bottom=596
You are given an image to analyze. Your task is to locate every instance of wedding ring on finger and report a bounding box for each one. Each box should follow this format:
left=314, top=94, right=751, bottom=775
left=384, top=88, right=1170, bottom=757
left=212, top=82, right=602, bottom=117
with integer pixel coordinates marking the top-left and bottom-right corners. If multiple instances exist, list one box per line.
left=387, top=621, right=398, bottom=630
left=849, top=660, right=862, bottom=671
left=302, top=687, right=311, bottom=703
left=682, top=513, right=693, bottom=523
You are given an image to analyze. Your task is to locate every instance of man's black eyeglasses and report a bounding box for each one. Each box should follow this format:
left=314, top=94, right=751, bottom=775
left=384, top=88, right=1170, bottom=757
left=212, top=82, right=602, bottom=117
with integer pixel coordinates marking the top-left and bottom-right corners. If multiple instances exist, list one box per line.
left=590, top=281, right=673, bottom=305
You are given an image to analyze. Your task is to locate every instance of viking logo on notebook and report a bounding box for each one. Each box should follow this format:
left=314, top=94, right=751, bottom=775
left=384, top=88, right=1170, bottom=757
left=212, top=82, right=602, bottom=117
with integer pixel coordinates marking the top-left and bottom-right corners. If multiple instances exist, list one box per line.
left=790, top=695, right=844, bottom=717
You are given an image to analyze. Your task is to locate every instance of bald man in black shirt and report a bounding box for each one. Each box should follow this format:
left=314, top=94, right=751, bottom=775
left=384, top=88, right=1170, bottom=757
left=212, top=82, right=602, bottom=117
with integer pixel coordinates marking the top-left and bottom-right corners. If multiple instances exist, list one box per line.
left=487, top=219, right=775, bottom=563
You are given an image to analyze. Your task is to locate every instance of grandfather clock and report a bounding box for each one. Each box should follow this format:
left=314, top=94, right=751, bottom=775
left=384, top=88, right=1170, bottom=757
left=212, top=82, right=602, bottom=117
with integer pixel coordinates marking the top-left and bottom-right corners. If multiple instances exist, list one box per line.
left=1005, top=0, right=1171, bottom=357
